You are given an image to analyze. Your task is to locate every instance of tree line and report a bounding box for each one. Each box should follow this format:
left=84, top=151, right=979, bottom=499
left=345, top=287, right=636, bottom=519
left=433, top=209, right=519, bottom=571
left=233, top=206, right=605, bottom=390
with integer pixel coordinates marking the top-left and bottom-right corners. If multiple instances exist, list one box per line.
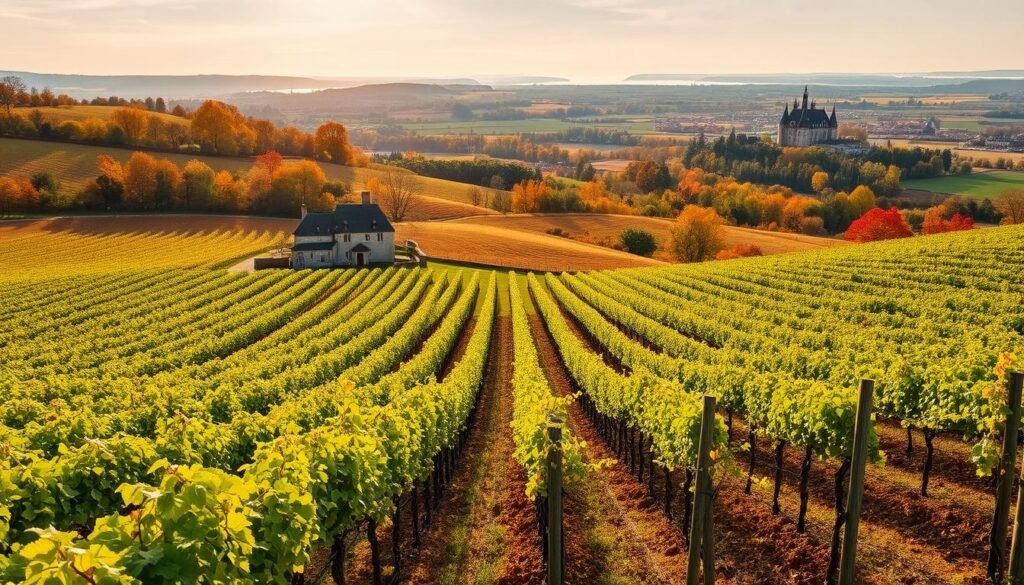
left=683, top=130, right=952, bottom=195
left=377, top=153, right=541, bottom=192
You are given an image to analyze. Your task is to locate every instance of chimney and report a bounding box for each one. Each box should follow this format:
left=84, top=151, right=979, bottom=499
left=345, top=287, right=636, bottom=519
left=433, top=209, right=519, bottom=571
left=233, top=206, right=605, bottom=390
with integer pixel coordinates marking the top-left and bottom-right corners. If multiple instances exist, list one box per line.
left=361, top=190, right=371, bottom=205
left=300, top=203, right=307, bottom=219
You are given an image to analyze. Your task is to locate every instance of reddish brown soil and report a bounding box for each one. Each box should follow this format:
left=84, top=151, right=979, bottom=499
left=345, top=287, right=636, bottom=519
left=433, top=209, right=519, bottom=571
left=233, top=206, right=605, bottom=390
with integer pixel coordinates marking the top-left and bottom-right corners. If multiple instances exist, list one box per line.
left=731, top=416, right=989, bottom=583
left=529, top=314, right=683, bottom=584
left=401, top=316, right=544, bottom=585
left=874, top=419, right=992, bottom=494
left=528, top=310, right=839, bottom=585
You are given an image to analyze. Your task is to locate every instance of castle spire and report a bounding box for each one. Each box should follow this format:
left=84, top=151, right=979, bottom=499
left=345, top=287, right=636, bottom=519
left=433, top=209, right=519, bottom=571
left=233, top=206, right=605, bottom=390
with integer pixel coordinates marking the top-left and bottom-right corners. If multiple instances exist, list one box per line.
left=782, top=102, right=789, bottom=122
left=802, top=86, right=809, bottom=110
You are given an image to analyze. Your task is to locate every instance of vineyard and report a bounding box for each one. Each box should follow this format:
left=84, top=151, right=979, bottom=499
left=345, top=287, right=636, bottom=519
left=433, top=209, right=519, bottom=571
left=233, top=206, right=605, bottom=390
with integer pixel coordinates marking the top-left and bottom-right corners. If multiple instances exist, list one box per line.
left=1, top=217, right=1023, bottom=584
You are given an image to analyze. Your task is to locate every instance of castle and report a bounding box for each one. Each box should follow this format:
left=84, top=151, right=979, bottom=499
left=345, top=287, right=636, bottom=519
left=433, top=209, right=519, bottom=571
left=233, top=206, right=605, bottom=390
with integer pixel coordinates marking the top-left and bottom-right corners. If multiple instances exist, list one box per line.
left=778, top=87, right=837, bottom=147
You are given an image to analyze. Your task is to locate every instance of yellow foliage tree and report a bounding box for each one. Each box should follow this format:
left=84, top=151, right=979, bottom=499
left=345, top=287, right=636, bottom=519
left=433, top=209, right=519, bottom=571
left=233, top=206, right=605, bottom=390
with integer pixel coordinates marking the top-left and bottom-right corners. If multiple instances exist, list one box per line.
left=112, top=107, right=149, bottom=144
left=811, top=171, right=830, bottom=194
left=668, top=205, right=726, bottom=263
left=849, top=185, right=877, bottom=217
left=511, top=179, right=548, bottom=213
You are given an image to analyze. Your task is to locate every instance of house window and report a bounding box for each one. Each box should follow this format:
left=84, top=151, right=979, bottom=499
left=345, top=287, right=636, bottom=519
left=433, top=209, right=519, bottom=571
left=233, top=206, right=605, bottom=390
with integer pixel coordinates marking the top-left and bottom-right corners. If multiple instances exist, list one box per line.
left=377, top=233, right=383, bottom=241
left=343, top=234, right=351, bottom=242
left=365, top=233, right=371, bottom=241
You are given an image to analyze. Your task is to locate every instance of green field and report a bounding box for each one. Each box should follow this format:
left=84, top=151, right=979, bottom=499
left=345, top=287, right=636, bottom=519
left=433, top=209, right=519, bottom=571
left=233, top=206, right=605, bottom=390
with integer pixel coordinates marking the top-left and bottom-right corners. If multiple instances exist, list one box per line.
left=0, top=136, right=490, bottom=208
left=401, top=117, right=656, bottom=135
left=902, top=170, right=1024, bottom=198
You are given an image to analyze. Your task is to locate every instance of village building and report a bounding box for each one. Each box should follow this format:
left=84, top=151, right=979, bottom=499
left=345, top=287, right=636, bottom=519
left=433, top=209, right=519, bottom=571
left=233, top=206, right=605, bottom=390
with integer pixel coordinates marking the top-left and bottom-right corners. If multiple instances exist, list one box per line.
left=778, top=87, right=838, bottom=147
left=291, top=191, right=395, bottom=268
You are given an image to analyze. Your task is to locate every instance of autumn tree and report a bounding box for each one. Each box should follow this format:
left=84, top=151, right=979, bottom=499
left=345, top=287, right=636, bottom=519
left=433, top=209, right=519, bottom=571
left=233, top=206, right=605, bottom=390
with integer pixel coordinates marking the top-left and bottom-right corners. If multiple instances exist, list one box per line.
left=0, top=76, right=26, bottom=115
left=191, top=100, right=242, bottom=155
left=668, top=205, right=726, bottom=262
left=314, top=122, right=353, bottom=165
left=715, top=244, right=763, bottom=260
left=368, top=170, right=421, bottom=222
left=468, top=186, right=485, bottom=207
left=0, top=177, right=21, bottom=215
left=155, top=97, right=167, bottom=113
left=112, top=106, right=149, bottom=144
left=996, top=189, right=1024, bottom=225
left=848, top=185, right=877, bottom=217
left=254, top=151, right=284, bottom=174
left=921, top=204, right=975, bottom=234
left=95, top=155, right=125, bottom=208
left=179, top=160, right=215, bottom=210
left=123, top=152, right=159, bottom=209
left=811, top=171, right=830, bottom=194
left=511, top=179, right=548, bottom=213
left=844, top=208, right=914, bottom=242
left=213, top=171, right=245, bottom=212
left=153, top=159, right=183, bottom=209
left=268, top=160, right=327, bottom=215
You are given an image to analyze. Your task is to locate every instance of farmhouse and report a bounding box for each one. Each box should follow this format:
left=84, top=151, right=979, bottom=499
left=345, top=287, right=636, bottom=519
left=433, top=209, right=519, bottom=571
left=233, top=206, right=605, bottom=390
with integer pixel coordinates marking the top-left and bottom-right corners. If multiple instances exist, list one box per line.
left=291, top=191, right=395, bottom=268
left=778, top=87, right=838, bottom=147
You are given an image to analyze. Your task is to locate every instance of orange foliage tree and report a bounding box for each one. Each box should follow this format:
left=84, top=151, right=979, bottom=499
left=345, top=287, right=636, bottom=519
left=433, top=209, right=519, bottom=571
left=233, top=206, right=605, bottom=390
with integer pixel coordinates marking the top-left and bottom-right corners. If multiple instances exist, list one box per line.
left=844, top=208, right=913, bottom=242
left=921, top=205, right=974, bottom=234
left=314, top=122, right=354, bottom=165
left=512, top=180, right=548, bottom=213
left=715, top=244, right=763, bottom=260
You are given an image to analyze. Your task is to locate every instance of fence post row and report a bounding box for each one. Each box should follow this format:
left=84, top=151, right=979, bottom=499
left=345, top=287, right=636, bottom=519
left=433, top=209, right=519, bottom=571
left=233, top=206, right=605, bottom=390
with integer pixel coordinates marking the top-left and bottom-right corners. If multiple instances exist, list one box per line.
left=838, top=378, right=874, bottom=585
left=998, top=371, right=1024, bottom=584
left=686, top=394, right=717, bottom=585
left=547, top=414, right=564, bottom=585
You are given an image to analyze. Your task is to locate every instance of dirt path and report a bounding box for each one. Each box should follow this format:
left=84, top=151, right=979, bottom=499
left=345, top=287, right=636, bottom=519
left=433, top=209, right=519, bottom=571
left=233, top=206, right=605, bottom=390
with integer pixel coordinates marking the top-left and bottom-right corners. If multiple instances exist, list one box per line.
left=402, top=315, right=544, bottom=584
left=528, top=314, right=690, bottom=584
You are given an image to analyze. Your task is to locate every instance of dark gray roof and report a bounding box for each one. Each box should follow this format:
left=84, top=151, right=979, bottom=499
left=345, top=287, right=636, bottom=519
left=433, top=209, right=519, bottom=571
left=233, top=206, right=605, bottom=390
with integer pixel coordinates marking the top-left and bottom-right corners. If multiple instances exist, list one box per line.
left=293, top=241, right=335, bottom=251
left=350, top=243, right=371, bottom=253
left=781, top=107, right=835, bottom=128
left=294, top=203, right=395, bottom=237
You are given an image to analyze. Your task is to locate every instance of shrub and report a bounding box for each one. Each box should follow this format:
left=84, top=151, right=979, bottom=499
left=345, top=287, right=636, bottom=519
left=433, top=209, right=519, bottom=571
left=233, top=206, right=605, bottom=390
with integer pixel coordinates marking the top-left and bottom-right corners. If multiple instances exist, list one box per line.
left=619, top=228, right=657, bottom=257
left=715, top=244, right=763, bottom=260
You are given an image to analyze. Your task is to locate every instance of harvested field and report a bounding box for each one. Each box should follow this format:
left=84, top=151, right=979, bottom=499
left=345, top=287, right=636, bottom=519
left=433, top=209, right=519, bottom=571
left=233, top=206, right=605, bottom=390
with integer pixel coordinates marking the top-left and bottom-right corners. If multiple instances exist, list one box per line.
left=453, top=213, right=849, bottom=257
left=395, top=221, right=667, bottom=271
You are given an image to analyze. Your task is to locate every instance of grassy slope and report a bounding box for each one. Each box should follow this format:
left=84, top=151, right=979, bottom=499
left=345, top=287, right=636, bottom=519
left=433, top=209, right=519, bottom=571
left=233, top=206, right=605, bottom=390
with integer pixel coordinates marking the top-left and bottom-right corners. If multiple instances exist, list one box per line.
left=452, top=213, right=849, bottom=257
left=903, top=170, right=1024, bottom=198
left=15, top=105, right=190, bottom=128
left=0, top=137, right=497, bottom=220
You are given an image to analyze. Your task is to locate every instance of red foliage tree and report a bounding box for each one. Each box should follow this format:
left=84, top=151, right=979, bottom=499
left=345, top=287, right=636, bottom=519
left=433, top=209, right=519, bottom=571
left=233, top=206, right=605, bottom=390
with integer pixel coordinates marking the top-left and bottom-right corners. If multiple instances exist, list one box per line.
left=253, top=151, right=284, bottom=174
left=922, top=206, right=975, bottom=235
left=844, top=208, right=914, bottom=242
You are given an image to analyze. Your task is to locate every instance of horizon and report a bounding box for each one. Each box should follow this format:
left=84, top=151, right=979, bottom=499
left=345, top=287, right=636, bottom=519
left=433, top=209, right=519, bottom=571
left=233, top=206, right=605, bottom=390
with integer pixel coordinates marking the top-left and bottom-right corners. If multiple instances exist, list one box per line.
left=2, top=0, right=1023, bottom=83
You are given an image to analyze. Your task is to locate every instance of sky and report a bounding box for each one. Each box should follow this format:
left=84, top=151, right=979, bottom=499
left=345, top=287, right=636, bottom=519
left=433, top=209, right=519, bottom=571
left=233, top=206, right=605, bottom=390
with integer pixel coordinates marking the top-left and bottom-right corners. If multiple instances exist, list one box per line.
left=2, top=0, right=1023, bottom=83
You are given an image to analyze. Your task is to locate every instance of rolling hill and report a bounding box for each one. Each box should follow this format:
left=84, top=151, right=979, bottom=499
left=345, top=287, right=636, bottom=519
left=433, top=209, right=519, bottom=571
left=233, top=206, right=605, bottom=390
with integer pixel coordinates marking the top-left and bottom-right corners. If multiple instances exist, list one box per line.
left=453, top=213, right=849, bottom=256
left=0, top=137, right=498, bottom=220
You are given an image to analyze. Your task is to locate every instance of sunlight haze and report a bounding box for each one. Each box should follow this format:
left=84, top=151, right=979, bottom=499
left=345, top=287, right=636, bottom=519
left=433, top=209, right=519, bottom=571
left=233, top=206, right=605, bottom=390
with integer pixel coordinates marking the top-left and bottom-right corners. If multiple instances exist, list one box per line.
left=2, top=0, right=1022, bottom=81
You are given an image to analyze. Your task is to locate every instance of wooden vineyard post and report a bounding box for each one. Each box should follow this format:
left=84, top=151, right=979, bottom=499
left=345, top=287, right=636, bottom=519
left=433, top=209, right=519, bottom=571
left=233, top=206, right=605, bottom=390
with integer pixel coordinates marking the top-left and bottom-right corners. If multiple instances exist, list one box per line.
left=1008, top=372, right=1024, bottom=584
left=838, top=378, right=874, bottom=585
left=547, top=414, right=564, bottom=585
left=686, top=394, right=716, bottom=585
left=992, top=371, right=1024, bottom=584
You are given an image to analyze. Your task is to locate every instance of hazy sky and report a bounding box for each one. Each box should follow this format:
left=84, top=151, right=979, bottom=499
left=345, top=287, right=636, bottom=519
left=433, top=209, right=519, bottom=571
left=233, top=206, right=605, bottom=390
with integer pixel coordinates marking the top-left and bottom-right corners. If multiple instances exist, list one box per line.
left=2, top=0, right=1023, bottom=82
